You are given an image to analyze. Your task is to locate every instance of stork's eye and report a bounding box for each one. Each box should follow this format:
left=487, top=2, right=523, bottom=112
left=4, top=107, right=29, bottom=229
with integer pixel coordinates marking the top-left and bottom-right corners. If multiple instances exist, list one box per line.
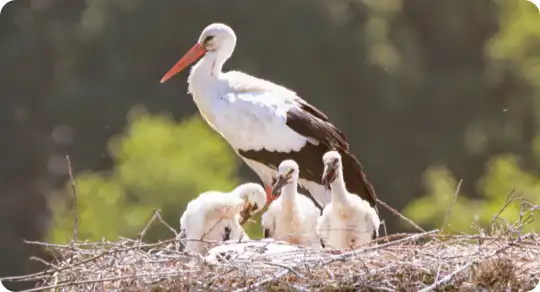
left=252, top=203, right=259, bottom=211
left=204, top=35, right=214, bottom=43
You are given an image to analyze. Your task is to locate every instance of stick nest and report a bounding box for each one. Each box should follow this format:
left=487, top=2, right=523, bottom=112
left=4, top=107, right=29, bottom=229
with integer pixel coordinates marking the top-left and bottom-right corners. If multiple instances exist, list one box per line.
left=4, top=203, right=540, bottom=292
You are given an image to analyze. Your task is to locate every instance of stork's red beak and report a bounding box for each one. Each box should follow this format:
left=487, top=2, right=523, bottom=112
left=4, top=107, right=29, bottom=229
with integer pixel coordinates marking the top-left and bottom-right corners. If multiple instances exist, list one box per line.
left=160, top=43, right=206, bottom=83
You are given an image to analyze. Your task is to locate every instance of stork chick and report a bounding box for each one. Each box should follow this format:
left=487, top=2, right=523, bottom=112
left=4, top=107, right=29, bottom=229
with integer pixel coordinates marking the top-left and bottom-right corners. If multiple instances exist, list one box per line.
left=316, top=151, right=380, bottom=250
left=261, top=160, right=321, bottom=248
left=178, top=182, right=267, bottom=255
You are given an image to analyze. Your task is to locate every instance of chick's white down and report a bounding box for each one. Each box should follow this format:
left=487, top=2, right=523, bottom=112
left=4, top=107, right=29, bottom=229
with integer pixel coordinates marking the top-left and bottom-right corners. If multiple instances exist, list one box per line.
left=317, top=151, right=380, bottom=250
left=179, top=182, right=267, bottom=255
left=261, top=160, right=321, bottom=247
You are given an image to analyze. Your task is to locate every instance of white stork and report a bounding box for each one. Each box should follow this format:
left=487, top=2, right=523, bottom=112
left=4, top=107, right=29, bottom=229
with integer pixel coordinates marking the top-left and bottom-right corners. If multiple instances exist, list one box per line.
left=178, top=182, right=267, bottom=255
left=160, top=23, right=378, bottom=211
left=317, top=151, right=380, bottom=250
left=261, top=160, right=321, bottom=247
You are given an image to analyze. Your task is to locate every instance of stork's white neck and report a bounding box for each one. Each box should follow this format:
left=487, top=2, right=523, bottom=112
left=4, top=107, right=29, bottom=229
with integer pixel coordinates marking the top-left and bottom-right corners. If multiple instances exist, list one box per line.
left=189, top=54, right=219, bottom=89
left=186, top=54, right=223, bottom=124
left=188, top=39, right=235, bottom=91
left=281, top=179, right=299, bottom=211
left=330, top=171, right=349, bottom=205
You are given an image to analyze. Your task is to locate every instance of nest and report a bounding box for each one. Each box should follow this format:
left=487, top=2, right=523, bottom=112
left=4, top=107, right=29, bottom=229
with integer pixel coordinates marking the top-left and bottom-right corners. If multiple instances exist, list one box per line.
left=3, top=202, right=540, bottom=291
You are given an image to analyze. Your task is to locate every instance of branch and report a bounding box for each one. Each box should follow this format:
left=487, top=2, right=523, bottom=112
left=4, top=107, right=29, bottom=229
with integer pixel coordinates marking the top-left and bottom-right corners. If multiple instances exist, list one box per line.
left=440, top=178, right=462, bottom=232
left=376, top=198, right=425, bottom=232
left=65, top=155, right=78, bottom=243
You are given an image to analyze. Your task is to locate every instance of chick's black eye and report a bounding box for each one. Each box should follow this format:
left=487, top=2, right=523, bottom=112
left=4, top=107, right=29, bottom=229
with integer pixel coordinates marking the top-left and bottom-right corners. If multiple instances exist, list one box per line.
left=204, top=35, right=214, bottom=43
left=253, top=203, right=259, bottom=210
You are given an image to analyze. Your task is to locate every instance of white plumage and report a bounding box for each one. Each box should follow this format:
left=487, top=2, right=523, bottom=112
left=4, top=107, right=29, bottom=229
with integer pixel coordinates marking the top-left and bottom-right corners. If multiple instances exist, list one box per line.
left=261, top=160, right=321, bottom=248
left=186, top=32, right=328, bottom=206
left=160, top=23, right=380, bottom=210
left=178, top=182, right=267, bottom=255
left=317, top=151, right=380, bottom=250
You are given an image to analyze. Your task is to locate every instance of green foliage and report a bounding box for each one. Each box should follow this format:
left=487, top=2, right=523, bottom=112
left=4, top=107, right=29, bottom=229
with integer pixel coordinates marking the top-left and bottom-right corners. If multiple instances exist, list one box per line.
left=404, top=149, right=540, bottom=234
left=49, top=108, right=263, bottom=243
left=487, top=0, right=540, bottom=85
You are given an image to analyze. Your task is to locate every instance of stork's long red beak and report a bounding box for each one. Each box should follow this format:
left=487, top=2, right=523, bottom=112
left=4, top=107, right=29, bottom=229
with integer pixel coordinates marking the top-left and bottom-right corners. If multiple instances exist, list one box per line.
left=160, top=43, right=205, bottom=83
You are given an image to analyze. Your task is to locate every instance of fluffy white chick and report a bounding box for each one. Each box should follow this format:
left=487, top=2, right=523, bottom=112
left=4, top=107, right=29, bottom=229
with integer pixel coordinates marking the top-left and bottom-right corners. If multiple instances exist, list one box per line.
left=261, top=160, right=321, bottom=248
left=316, top=151, right=380, bottom=250
left=178, top=182, right=266, bottom=255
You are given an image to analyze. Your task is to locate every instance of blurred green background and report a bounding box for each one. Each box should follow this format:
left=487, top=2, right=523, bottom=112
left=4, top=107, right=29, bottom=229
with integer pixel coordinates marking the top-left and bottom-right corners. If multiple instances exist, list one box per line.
left=1, top=0, right=540, bottom=290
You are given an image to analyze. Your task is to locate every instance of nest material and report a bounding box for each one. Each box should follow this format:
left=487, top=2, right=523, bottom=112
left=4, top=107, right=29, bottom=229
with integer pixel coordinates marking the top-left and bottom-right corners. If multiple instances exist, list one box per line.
left=4, top=199, right=540, bottom=292
left=3, top=228, right=539, bottom=292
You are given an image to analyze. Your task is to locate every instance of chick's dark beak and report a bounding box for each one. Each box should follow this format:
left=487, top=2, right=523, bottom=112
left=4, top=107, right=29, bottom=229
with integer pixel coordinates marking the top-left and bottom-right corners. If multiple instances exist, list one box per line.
left=322, top=165, right=336, bottom=189
left=271, top=169, right=293, bottom=197
left=271, top=176, right=287, bottom=197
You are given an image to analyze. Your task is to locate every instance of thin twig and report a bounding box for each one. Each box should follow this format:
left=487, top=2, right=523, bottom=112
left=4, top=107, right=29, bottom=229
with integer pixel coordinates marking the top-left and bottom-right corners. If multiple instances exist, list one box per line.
left=376, top=198, right=425, bottom=232
left=154, top=209, right=178, bottom=236
left=489, top=190, right=518, bottom=228
left=440, top=179, right=462, bottom=233
left=518, top=199, right=526, bottom=241
left=66, top=155, right=78, bottom=243
left=137, top=209, right=159, bottom=242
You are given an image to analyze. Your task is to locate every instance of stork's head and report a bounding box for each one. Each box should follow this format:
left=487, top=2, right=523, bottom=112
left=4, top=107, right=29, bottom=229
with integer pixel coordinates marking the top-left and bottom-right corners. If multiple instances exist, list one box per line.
left=235, top=183, right=267, bottom=223
left=271, top=160, right=300, bottom=196
left=322, top=151, right=343, bottom=189
left=198, top=23, right=237, bottom=53
left=161, top=23, right=237, bottom=83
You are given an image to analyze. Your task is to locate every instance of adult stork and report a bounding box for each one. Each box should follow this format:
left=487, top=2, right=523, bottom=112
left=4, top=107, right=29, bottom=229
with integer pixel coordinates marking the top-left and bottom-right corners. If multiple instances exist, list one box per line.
left=160, top=23, right=377, bottom=211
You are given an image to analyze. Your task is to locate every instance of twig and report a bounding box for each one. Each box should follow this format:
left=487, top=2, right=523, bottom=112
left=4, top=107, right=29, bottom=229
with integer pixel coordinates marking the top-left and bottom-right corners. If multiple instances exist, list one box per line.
left=137, top=209, right=159, bottom=242
left=66, top=155, right=78, bottom=243
left=489, top=190, right=518, bottom=228
left=263, top=262, right=303, bottom=278
left=518, top=200, right=526, bottom=241
left=440, top=179, right=462, bottom=233
left=154, top=210, right=178, bottom=236
left=376, top=198, right=425, bottom=232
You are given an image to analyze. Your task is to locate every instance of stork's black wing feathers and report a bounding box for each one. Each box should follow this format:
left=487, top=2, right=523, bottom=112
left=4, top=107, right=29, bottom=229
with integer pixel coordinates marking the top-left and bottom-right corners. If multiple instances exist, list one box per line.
left=237, top=101, right=378, bottom=208
left=285, top=103, right=378, bottom=208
